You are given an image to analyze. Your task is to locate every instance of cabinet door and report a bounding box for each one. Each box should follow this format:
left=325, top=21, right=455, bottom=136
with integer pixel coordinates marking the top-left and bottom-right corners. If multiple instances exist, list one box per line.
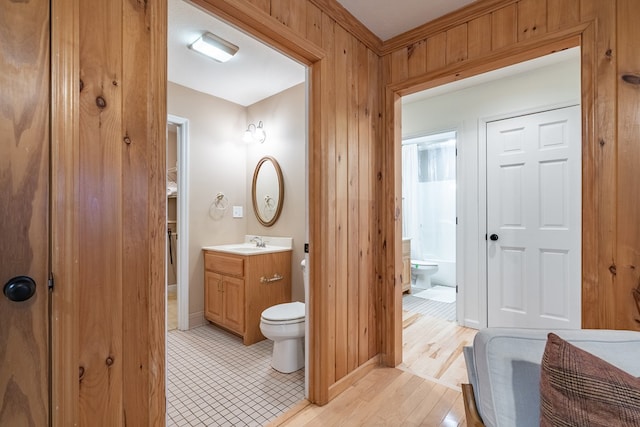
left=205, top=271, right=223, bottom=324
left=223, top=276, right=245, bottom=335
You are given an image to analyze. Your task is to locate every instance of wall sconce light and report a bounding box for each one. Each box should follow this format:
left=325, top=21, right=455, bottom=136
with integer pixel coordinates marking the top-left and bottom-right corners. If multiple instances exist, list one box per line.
left=243, top=121, right=266, bottom=143
left=189, top=32, right=239, bottom=63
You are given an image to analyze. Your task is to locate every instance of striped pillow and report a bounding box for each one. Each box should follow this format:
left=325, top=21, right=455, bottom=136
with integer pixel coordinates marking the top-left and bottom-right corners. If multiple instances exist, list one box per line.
left=540, top=333, right=640, bottom=426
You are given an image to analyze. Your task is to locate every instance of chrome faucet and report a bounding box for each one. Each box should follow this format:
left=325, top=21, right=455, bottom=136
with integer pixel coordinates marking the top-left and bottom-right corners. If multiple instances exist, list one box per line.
left=250, top=236, right=266, bottom=248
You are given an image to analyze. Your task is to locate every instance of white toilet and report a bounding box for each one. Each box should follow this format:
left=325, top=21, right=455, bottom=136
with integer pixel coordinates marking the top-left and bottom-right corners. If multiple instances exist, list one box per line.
left=410, top=259, right=439, bottom=289
left=259, top=260, right=307, bottom=373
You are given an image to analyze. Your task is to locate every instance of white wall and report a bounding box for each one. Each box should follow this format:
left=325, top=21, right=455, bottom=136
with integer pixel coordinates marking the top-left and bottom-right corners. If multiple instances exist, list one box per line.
left=168, top=81, right=306, bottom=327
left=402, top=54, right=580, bottom=328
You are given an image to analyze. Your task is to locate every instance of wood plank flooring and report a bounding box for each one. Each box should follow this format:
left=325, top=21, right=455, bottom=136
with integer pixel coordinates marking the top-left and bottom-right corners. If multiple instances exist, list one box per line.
left=270, top=311, right=477, bottom=426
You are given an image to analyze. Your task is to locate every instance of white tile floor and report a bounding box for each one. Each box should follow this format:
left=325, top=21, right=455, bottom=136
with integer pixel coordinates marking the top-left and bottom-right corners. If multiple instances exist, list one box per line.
left=167, top=324, right=305, bottom=426
left=403, top=286, right=456, bottom=321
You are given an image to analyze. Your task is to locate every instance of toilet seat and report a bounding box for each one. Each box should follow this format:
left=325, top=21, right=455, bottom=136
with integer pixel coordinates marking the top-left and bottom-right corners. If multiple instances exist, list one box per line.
left=261, top=302, right=305, bottom=325
left=410, top=259, right=438, bottom=268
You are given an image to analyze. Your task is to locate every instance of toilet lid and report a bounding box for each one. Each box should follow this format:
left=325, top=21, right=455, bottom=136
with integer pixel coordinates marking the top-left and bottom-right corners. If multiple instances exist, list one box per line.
left=261, top=302, right=305, bottom=322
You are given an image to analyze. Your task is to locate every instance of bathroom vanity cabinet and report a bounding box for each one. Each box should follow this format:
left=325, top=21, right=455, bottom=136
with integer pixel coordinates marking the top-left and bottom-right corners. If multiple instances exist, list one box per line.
left=402, top=238, right=411, bottom=293
left=203, top=249, right=292, bottom=345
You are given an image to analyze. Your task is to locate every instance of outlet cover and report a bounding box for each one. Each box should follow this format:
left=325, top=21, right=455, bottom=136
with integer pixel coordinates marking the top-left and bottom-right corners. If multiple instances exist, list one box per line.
left=232, top=206, right=243, bottom=218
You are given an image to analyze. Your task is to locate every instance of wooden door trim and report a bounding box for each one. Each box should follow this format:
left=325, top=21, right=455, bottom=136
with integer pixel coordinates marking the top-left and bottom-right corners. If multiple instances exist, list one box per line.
left=50, top=0, right=80, bottom=423
left=382, top=24, right=593, bottom=365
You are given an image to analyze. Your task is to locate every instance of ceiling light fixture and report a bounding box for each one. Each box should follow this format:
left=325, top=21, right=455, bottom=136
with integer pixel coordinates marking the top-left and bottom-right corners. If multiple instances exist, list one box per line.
left=243, top=121, right=266, bottom=143
left=189, top=32, right=239, bottom=63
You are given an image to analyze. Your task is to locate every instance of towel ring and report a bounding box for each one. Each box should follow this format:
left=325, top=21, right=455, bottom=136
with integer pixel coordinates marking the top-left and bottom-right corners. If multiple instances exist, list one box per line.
left=214, top=192, right=229, bottom=211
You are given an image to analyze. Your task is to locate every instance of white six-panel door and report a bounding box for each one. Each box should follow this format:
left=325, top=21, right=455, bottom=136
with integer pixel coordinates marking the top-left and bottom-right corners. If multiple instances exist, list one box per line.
left=487, top=106, right=581, bottom=329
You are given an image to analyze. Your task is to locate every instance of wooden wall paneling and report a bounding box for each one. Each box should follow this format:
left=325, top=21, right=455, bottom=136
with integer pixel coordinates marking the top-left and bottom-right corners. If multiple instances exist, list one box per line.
left=426, top=33, right=447, bottom=72
left=122, top=2, right=151, bottom=424
left=78, top=0, right=124, bottom=422
left=446, top=23, right=468, bottom=65
left=306, top=3, right=323, bottom=46
left=0, top=0, right=50, bottom=425
left=616, top=0, right=640, bottom=330
left=491, top=4, right=517, bottom=50
left=369, top=47, right=382, bottom=360
left=407, top=40, right=427, bottom=78
left=517, top=0, right=547, bottom=41
left=334, top=24, right=350, bottom=382
left=356, top=40, right=371, bottom=365
left=51, top=0, right=80, bottom=422
left=320, top=11, right=337, bottom=396
left=548, top=0, right=581, bottom=32
left=121, top=0, right=166, bottom=423
left=390, top=49, right=408, bottom=84
left=380, top=49, right=403, bottom=366
left=467, top=14, right=493, bottom=60
left=271, top=0, right=307, bottom=35
left=147, top=0, right=168, bottom=420
left=346, top=34, right=360, bottom=374
left=382, top=0, right=515, bottom=55
left=308, top=0, right=382, bottom=53
left=579, top=0, right=618, bottom=329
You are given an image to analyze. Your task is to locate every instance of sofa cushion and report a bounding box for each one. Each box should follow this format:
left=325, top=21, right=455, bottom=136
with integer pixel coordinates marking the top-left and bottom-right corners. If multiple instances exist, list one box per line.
left=468, top=328, right=640, bottom=427
left=540, top=333, right=640, bottom=426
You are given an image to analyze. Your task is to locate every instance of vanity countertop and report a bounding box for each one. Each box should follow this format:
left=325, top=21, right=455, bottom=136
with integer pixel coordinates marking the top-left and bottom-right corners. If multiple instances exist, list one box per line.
left=203, top=235, right=293, bottom=256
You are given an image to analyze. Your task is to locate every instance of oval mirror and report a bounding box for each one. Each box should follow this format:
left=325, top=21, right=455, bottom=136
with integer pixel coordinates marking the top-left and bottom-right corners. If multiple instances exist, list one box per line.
left=252, top=156, right=284, bottom=227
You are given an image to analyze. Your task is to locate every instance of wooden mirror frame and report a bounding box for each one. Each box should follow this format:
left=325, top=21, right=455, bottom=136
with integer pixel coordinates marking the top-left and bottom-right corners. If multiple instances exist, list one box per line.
left=251, top=156, right=284, bottom=227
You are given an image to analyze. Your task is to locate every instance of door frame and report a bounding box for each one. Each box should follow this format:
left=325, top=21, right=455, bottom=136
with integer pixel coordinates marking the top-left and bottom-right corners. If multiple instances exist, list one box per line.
left=167, top=114, right=190, bottom=331
left=385, top=30, right=591, bottom=364
left=479, top=102, right=581, bottom=329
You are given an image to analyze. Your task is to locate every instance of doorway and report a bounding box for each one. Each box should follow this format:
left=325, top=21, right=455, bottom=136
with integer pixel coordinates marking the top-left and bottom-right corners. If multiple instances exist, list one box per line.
left=399, top=46, right=581, bottom=330
left=401, top=130, right=458, bottom=322
left=166, top=0, right=308, bottom=424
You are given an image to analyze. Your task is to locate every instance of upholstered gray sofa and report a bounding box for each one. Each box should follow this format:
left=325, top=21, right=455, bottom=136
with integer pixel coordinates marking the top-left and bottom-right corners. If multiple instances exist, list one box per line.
left=462, top=328, right=640, bottom=427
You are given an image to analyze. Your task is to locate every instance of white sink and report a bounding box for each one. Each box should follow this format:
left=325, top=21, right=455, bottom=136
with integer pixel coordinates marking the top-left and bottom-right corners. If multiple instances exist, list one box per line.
left=203, top=236, right=292, bottom=256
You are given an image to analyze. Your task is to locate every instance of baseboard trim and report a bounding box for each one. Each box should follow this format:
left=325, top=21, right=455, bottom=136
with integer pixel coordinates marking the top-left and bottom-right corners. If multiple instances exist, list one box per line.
left=328, top=355, right=381, bottom=401
left=188, top=311, right=206, bottom=329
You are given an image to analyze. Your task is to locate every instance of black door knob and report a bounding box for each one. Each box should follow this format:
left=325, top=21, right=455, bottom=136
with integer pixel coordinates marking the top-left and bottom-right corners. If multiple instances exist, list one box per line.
left=3, top=276, right=36, bottom=302
left=490, top=234, right=499, bottom=241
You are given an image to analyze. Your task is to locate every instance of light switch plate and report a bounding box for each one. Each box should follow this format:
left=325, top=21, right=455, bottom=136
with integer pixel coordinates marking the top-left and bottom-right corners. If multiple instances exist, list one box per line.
left=232, top=206, right=243, bottom=218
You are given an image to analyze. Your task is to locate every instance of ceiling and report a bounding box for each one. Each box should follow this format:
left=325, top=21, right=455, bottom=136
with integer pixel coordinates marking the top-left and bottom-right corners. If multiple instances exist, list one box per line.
left=336, top=0, right=477, bottom=41
left=168, top=0, right=477, bottom=106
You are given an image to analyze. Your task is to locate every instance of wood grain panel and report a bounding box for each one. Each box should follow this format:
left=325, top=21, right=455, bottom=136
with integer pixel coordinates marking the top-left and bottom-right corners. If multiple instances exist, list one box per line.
left=579, top=0, right=618, bottom=329
left=334, top=24, right=350, bottom=382
left=446, top=23, right=468, bottom=65
left=616, top=0, right=640, bottom=330
left=305, top=3, right=323, bottom=46
left=320, top=11, right=337, bottom=397
left=467, top=14, right=492, bottom=59
left=78, top=0, right=124, bottom=423
left=347, top=34, right=360, bottom=374
left=122, top=1, right=157, bottom=423
left=0, top=0, right=50, bottom=425
left=271, top=0, right=307, bottom=35
left=517, top=0, right=547, bottom=41
left=51, top=0, right=80, bottom=422
left=548, top=0, right=580, bottom=32
left=390, top=49, right=408, bottom=84
left=308, top=0, right=381, bottom=52
left=491, top=4, right=518, bottom=50
left=426, top=33, right=447, bottom=72
left=407, top=40, right=427, bottom=78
